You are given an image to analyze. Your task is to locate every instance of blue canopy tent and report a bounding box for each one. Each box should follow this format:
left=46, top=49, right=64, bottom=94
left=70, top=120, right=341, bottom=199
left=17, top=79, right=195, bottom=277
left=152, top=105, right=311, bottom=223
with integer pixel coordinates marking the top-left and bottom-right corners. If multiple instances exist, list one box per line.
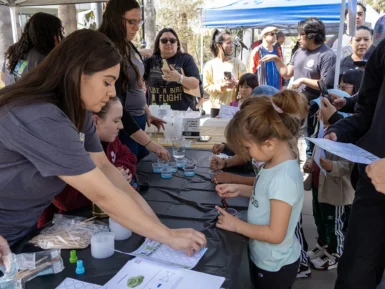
left=203, top=0, right=345, bottom=31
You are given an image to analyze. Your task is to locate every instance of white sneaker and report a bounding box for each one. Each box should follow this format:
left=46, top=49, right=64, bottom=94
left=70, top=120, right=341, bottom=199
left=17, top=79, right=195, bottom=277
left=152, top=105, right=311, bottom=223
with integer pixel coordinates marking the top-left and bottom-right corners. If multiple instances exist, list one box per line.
left=307, top=243, right=326, bottom=260
left=311, top=251, right=340, bottom=270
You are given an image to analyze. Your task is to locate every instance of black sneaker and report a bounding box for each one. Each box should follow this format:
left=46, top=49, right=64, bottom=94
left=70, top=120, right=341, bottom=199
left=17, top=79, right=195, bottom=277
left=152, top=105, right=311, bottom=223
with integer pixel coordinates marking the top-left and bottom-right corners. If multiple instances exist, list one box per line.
left=297, top=262, right=311, bottom=278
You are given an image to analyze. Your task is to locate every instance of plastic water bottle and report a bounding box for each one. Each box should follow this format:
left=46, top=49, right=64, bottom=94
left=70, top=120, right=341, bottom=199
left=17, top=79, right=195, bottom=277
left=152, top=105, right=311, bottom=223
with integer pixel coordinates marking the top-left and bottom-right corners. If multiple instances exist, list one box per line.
left=159, top=103, right=171, bottom=118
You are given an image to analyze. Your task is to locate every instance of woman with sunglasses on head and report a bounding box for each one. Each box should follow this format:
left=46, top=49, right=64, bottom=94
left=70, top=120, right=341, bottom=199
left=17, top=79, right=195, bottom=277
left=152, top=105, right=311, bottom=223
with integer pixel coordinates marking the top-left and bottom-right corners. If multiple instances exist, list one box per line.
left=0, top=29, right=206, bottom=254
left=1, top=12, right=64, bottom=86
left=99, top=0, right=169, bottom=161
left=144, top=28, right=202, bottom=111
left=203, top=29, right=246, bottom=118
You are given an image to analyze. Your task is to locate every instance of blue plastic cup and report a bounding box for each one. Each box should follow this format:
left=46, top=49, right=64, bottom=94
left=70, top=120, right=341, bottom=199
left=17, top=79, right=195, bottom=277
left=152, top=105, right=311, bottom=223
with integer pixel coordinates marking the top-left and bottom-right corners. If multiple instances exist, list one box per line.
left=167, top=162, right=177, bottom=173
left=184, top=165, right=196, bottom=177
left=161, top=167, right=173, bottom=179
left=176, top=158, right=186, bottom=168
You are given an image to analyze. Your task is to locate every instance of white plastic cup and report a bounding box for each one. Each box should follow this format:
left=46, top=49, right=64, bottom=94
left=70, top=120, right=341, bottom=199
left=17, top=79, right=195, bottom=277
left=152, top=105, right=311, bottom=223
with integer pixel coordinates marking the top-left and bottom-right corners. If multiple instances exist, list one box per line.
left=91, top=232, right=115, bottom=259
left=109, top=218, right=132, bottom=241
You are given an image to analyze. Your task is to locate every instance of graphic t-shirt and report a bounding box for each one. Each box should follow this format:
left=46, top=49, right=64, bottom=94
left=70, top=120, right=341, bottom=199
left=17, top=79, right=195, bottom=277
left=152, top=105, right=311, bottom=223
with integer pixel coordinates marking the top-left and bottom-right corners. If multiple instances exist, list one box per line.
left=0, top=103, right=103, bottom=245
left=248, top=160, right=304, bottom=272
left=289, top=45, right=336, bottom=101
left=144, top=53, right=201, bottom=111
left=1, top=48, right=46, bottom=86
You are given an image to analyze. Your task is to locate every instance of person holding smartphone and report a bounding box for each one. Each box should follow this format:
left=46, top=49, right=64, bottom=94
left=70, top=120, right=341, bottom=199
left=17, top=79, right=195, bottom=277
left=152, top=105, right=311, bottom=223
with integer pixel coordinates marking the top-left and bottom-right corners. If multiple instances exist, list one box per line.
left=203, top=29, right=246, bottom=118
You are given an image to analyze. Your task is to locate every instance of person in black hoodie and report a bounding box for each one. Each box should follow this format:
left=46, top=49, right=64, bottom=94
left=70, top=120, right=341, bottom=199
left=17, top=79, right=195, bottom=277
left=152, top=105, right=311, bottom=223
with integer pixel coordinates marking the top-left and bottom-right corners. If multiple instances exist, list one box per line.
left=325, top=39, right=385, bottom=289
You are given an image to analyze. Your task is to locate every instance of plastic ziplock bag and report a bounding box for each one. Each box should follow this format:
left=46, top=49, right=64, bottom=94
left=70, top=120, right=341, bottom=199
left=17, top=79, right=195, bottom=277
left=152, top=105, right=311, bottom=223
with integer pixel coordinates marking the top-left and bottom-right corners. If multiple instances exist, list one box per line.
left=0, top=249, right=64, bottom=289
left=30, top=214, right=109, bottom=250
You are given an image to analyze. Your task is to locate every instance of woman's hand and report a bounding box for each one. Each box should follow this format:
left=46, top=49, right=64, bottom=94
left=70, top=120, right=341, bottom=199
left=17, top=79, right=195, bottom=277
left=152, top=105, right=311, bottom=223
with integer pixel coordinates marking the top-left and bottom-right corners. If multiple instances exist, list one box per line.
left=0, top=236, right=11, bottom=273
left=117, top=167, right=133, bottom=183
left=221, top=79, right=236, bottom=89
left=212, top=144, right=225, bottom=154
left=291, top=78, right=303, bottom=89
left=147, top=142, right=170, bottom=161
left=216, top=206, right=240, bottom=232
left=167, top=229, right=207, bottom=256
left=147, top=114, right=166, bottom=131
left=366, top=159, right=385, bottom=194
left=215, top=184, right=240, bottom=199
left=162, top=66, right=182, bottom=83
left=329, top=92, right=347, bottom=110
left=210, top=156, right=225, bottom=170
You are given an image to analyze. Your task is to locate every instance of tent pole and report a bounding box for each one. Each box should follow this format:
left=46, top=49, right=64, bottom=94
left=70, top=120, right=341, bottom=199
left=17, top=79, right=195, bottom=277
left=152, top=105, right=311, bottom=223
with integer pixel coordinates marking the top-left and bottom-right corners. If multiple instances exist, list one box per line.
left=9, top=6, right=18, bottom=43
left=334, top=0, right=346, bottom=89
left=200, top=27, right=204, bottom=72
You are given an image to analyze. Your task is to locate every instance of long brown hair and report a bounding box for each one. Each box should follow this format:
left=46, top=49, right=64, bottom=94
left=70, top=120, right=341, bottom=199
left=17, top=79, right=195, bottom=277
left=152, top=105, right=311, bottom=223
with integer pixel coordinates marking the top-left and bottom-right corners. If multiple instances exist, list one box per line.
left=153, top=28, right=182, bottom=56
left=226, top=90, right=308, bottom=159
left=0, top=29, right=122, bottom=131
left=98, top=0, right=142, bottom=91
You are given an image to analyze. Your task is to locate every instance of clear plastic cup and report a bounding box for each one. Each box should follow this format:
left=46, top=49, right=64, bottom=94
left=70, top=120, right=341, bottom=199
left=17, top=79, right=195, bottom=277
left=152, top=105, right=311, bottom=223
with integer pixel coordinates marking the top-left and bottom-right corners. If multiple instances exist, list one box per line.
left=152, top=163, right=165, bottom=173
left=184, top=165, right=197, bottom=177
left=161, top=167, right=173, bottom=179
left=167, top=162, right=178, bottom=173
left=172, top=138, right=186, bottom=159
left=91, top=232, right=115, bottom=259
left=109, top=218, right=132, bottom=241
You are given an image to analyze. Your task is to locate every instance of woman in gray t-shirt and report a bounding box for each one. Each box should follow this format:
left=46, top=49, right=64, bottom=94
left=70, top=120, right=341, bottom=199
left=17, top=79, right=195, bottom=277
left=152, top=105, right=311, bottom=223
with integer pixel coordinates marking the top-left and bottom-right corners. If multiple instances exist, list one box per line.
left=0, top=30, right=206, bottom=253
left=99, top=0, right=168, bottom=160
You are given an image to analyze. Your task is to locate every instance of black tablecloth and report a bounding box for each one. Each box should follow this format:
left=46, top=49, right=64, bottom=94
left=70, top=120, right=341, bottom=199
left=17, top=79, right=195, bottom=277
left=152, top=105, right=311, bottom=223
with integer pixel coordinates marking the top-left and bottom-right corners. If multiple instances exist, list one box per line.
left=26, top=149, right=253, bottom=289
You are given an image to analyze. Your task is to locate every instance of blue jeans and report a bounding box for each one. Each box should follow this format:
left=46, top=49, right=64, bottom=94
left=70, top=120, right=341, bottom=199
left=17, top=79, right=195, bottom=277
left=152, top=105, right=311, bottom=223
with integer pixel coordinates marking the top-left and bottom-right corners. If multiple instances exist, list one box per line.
left=119, top=114, right=149, bottom=161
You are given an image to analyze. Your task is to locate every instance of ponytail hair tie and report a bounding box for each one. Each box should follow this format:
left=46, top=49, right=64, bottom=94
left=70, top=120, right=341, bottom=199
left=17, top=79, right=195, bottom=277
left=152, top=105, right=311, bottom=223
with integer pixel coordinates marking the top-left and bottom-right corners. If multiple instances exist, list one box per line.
left=270, top=97, right=284, bottom=114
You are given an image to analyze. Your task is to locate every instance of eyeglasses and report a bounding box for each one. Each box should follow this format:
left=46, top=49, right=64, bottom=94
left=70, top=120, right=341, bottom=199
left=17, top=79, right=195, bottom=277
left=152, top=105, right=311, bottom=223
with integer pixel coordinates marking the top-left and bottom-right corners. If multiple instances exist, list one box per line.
left=122, top=18, right=144, bottom=26
left=338, top=85, right=354, bottom=90
left=160, top=38, right=177, bottom=44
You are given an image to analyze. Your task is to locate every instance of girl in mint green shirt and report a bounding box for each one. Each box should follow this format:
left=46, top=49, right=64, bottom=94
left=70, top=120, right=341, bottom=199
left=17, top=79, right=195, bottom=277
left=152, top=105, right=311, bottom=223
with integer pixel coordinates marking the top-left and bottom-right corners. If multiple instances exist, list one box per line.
left=215, top=90, right=308, bottom=289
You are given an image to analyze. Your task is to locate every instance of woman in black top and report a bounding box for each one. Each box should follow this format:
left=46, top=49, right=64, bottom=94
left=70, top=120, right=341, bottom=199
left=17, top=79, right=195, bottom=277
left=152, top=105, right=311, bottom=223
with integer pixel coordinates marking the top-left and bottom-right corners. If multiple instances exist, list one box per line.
left=99, top=0, right=169, bottom=160
left=144, top=28, right=201, bottom=111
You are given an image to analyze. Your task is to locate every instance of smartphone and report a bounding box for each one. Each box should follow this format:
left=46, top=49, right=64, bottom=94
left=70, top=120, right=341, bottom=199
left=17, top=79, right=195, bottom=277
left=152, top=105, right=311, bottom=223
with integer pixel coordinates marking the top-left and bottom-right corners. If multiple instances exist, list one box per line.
left=353, top=60, right=367, bottom=68
left=224, top=71, right=232, bottom=81
left=162, top=59, right=171, bottom=73
left=198, top=136, right=212, bottom=142
left=317, top=79, right=329, bottom=98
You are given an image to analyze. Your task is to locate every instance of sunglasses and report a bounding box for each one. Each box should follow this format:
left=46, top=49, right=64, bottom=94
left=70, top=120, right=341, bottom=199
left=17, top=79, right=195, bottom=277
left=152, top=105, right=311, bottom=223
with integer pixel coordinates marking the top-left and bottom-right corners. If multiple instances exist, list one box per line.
left=266, top=33, right=277, bottom=36
left=160, top=38, right=177, bottom=44
left=122, top=18, right=144, bottom=26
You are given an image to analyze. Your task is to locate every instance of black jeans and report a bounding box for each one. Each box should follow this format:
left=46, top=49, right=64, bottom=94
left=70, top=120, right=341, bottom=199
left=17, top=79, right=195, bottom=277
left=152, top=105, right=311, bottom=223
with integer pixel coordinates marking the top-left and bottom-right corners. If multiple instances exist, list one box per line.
left=250, top=257, right=300, bottom=289
left=335, top=166, right=385, bottom=289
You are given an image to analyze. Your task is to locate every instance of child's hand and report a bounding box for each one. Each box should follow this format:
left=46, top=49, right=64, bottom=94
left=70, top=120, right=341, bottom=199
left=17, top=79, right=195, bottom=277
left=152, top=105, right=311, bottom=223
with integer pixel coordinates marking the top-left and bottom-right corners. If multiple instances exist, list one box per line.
left=215, top=184, right=240, bottom=198
left=216, top=206, right=239, bottom=232
left=118, top=167, right=132, bottom=183
left=210, top=156, right=225, bottom=170
left=0, top=236, right=11, bottom=273
left=212, top=144, right=225, bottom=154
left=320, top=157, right=333, bottom=172
left=303, top=158, right=313, bottom=174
